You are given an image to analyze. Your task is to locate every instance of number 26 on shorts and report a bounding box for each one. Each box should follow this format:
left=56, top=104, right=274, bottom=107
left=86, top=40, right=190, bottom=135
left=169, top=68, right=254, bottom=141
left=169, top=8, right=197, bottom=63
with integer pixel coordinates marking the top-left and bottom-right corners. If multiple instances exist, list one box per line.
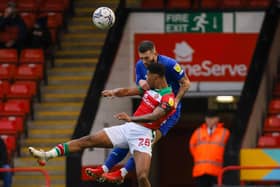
left=138, top=138, right=151, bottom=147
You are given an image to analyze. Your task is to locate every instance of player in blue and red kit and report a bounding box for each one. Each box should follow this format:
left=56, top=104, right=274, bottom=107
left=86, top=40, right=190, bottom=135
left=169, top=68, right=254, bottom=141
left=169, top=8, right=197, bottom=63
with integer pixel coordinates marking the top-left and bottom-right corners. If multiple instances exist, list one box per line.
left=86, top=40, right=191, bottom=183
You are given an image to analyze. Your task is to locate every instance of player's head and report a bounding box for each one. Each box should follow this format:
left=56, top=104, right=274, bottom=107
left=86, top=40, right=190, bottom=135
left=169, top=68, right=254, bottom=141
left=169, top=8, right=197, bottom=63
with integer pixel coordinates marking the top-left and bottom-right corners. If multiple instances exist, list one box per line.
left=205, top=110, right=219, bottom=128
left=146, top=63, right=165, bottom=89
left=138, top=40, right=157, bottom=68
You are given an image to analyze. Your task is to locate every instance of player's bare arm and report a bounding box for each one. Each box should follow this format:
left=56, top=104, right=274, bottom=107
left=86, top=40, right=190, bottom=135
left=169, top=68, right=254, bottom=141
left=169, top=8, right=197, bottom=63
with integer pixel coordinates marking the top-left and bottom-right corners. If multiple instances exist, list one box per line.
left=102, top=87, right=140, bottom=97
left=114, top=106, right=169, bottom=123
left=175, top=75, right=191, bottom=107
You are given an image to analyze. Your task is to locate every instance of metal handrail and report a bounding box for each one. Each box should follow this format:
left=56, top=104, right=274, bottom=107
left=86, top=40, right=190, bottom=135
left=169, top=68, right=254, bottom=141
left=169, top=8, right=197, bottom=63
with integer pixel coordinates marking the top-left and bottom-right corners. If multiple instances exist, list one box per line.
left=0, top=167, right=51, bottom=187
left=218, top=165, right=280, bottom=187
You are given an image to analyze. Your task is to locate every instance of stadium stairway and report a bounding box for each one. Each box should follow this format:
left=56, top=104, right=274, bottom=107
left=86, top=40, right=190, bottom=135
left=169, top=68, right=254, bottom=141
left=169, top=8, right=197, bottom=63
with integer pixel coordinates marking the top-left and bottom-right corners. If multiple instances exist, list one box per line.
left=9, top=0, right=134, bottom=186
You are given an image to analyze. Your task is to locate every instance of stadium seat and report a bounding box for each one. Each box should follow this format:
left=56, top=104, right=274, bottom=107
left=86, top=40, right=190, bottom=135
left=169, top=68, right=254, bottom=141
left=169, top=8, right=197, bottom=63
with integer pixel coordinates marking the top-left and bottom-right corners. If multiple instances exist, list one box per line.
left=47, top=12, right=63, bottom=29
left=141, top=0, right=164, bottom=9
left=1, top=99, right=30, bottom=119
left=257, top=135, right=280, bottom=148
left=246, top=0, right=270, bottom=9
left=15, top=64, right=43, bottom=82
left=166, top=0, right=192, bottom=9
left=0, top=64, right=16, bottom=81
left=7, top=82, right=34, bottom=99
left=0, top=118, right=17, bottom=136
left=0, top=49, right=18, bottom=65
left=0, top=0, right=8, bottom=12
left=2, top=116, right=24, bottom=135
left=268, top=99, right=280, bottom=115
left=17, top=0, right=39, bottom=12
left=20, top=12, right=37, bottom=30
left=200, top=0, right=220, bottom=9
left=221, top=0, right=244, bottom=8
left=39, top=0, right=65, bottom=12
left=264, top=116, right=280, bottom=132
left=19, top=48, right=45, bottom=64
left=0, top=80, right=10, bottom=100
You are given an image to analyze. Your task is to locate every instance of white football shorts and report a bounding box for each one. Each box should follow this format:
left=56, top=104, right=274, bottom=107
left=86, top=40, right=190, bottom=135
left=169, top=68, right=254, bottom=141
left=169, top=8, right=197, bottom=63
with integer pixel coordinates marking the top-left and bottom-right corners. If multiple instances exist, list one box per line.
left=104, top=122, right=153, bottom=156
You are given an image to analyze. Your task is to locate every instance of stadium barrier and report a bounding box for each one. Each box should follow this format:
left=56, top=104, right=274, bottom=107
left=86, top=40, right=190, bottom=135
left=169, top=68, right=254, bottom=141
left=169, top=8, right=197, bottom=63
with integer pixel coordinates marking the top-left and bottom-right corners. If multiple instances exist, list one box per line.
left=0, top=167, right=51, bottom=187
left=218, top=165, right=280, bottom=187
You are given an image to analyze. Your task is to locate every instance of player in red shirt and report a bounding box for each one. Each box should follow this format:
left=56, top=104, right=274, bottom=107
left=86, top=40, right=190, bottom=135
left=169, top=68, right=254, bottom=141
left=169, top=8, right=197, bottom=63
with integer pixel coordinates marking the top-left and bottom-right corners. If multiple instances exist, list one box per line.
left=28, top=63, right=175, bottom=187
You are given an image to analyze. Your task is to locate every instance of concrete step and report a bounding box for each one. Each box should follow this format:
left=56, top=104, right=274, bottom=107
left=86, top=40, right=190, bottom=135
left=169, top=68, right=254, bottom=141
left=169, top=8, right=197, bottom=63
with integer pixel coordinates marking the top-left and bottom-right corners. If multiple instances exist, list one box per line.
left=28, top=129, right=73, bottom=139
left=55, top=58, right=98, bottom=67
left=48, top=67, right=95, bottom=76
left=24, top=138, right=69, bottom=147
left=14, top=156, right=65, bottom=167
left=34, top=102, right=83, bottom=110
left=47, top=75, right=91, bottom=85
left=13, top=175, right=65, bottom=185
left=61, top=41, right=104, bottom=49
left=35, top=110, right=80, bottom=120
left=28, top=120, right=76, bottom=129
left=13, top=184, right=65, bottom=187
left=42, top=85, right=89, bottom=94
left=67, top=24, right=103, bottom=34
left=62, top=32, right=106, bottom=42
left=56, top=49, right=101, bottom=58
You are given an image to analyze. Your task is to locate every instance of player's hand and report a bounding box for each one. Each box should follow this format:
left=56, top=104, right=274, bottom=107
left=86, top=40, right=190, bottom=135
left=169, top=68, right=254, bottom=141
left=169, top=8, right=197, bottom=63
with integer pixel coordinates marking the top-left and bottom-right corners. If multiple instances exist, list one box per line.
left=102, top=89, right=114, bottom=98
left=139, top=80, right=150, bottom=90
left=114, top=112, right=131, bottom=122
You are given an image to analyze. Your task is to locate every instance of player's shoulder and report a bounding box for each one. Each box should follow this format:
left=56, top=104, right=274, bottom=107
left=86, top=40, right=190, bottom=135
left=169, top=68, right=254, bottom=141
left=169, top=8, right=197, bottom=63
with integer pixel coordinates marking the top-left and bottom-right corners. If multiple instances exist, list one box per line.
left=158, top=55, right=177, bottom=64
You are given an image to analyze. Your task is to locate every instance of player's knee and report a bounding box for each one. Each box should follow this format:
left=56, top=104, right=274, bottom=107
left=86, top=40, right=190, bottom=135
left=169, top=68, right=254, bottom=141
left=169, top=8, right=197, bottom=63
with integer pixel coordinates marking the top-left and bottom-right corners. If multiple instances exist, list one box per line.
left=137, top=172, right=149, bottom=184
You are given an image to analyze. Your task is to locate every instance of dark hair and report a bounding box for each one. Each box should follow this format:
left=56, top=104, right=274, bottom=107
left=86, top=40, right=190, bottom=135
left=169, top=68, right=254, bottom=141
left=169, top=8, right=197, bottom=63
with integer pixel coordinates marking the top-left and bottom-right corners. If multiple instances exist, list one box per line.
left=205, top=110, right=219, bottom=117
left=138, top=40, right=155, bottom=53
left=147, top=63, right=165, bottom=77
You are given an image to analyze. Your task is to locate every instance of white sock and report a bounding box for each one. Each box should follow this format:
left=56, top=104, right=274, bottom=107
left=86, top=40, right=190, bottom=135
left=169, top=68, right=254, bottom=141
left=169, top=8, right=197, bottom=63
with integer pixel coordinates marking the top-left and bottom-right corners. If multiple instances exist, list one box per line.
left=102, top=165, right=109, bottom=173
left=120, top=168, right=128, bottom=177
left=45, top=149, right=58, bottom=159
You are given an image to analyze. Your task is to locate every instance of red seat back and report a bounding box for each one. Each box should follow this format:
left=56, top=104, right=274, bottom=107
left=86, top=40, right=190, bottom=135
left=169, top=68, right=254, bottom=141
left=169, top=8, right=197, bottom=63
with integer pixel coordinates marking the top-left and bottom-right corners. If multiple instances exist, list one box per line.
left=15, top=64, right=43, bottom=80
left=141, top=0, right=164, bottom=9
left=258, top=135, right=280, bottom=148
left=17, top=0, right=39, bottom=12
left=20, top=49, right=44, bottom=64
left=0, top=49, right=18, bottom=64
left=0, top=64, right=16, bottom=80
left=166, top=0, right=191, bottom=9
left=20, top=12, right=37, bottom=30
left=200, top=0, right=220, bottom=9
left=269, top=99, right=280, bottom=114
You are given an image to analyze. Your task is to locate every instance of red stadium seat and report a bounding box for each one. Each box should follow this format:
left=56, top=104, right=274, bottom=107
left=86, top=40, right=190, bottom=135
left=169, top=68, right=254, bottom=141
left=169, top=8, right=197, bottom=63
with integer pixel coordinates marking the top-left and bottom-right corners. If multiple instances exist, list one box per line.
left=200, top=0, right=220, bottom=9
left=247, top=0, right=270, bottom=8
left=141, top=0, right=164, bottom=9
left=257, top=135, right=280, bottom=148
left=39, top=0, right=65, bottom=12
left=221, top=0, right=244, bottom=8
left=264, top=116, right=280, bottom=132
left=166, top=0, right=192, bottom=9
left=0, top=0, right=8, bottom=12
left=15, top=64, right=43, bottom=81
left=47, top=12, right=63, bottom=28
left=0, top=49, right=18, bottom=65
left=7, top=82, right=34, bottom=100
left=0, top=64, right=16, bottom=81
left=19, top=48, right=45, bottom=64
left=2, top=116, right=24, bottom=134
left=0, top=118, right=17, bottom=135
left=17, top=0, right=39, bottom=12
left=20, top=12, right=37, bottom=30
left=269, top=99, right=280, bottom=115
left=1, top=99, right=30, bottom=118
left=0, top=80, right=10, bottom=100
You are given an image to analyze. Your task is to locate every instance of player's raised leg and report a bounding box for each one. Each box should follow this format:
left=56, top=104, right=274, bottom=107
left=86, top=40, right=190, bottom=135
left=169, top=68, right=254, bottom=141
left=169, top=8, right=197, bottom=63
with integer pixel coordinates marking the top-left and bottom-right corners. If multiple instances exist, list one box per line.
left=29, top=130, right=113, bottom=166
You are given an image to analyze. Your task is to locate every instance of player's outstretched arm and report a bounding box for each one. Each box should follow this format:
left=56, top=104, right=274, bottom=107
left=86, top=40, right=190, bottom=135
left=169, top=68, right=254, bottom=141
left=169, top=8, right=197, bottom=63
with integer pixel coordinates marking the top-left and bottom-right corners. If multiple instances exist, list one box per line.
left=102, top=87, right=140, bottom=97
left=115, top=106, right=169, bottom=123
